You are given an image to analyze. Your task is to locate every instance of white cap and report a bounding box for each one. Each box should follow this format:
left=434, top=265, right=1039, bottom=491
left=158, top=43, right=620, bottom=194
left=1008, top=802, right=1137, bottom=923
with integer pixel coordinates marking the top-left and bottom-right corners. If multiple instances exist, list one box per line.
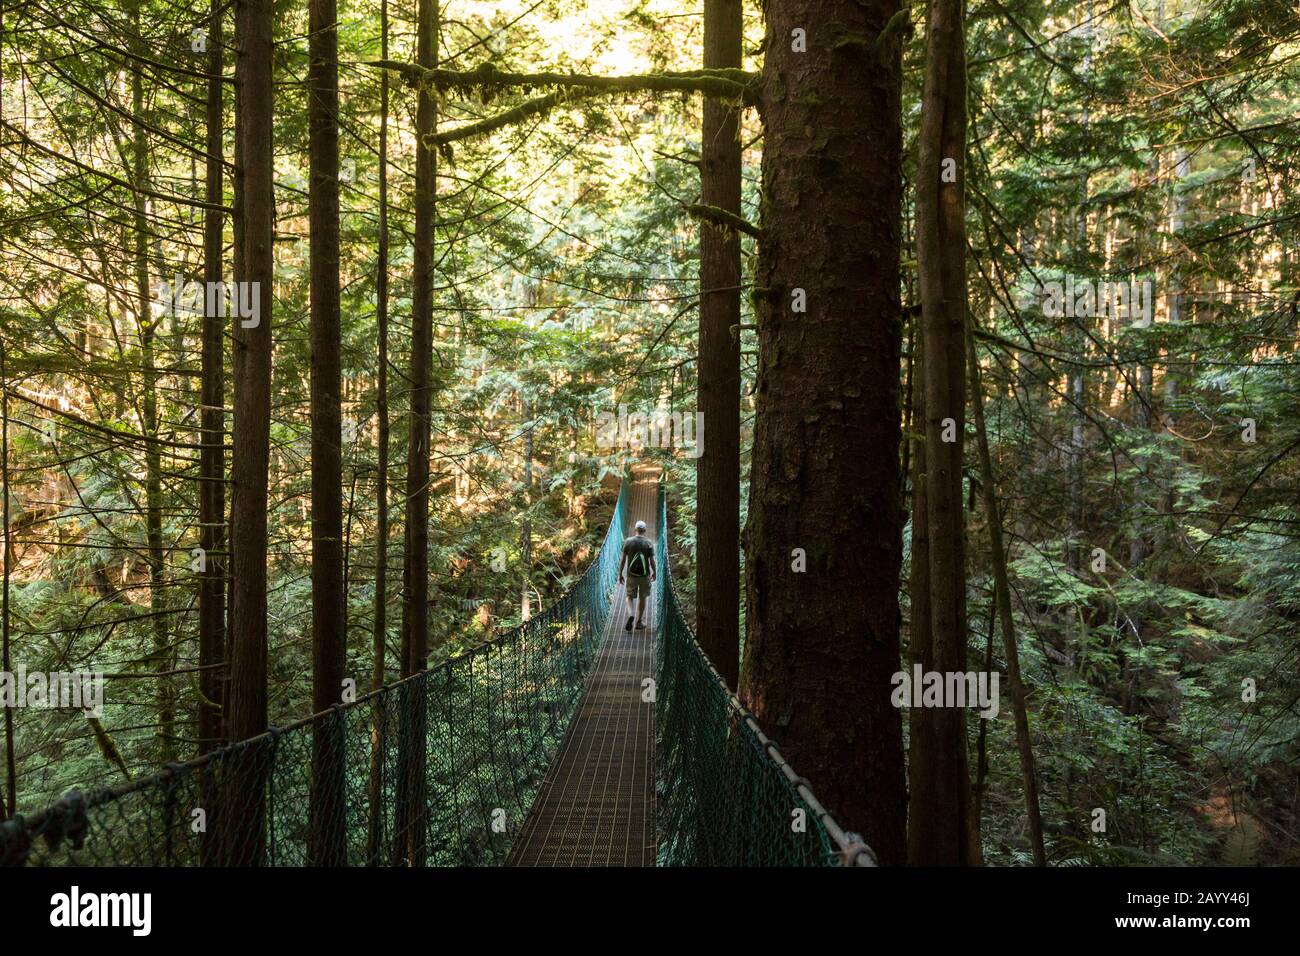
left=635, top=520, right=647, bottom=532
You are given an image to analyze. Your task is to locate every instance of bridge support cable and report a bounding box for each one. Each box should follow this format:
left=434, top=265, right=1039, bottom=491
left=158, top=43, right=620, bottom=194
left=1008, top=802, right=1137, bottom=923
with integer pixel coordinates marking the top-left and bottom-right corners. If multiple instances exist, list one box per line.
left=0, top=482, right=630, bottom=866
left=655, top=478, right=876, bottom=866
left=0, top=466, right=871, bottom=866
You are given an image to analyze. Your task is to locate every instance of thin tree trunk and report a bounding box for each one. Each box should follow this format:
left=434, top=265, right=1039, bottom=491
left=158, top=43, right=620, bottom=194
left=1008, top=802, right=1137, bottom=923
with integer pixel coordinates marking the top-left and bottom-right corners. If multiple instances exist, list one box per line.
left=197, top=0, right=228, bottom=868
left=972, top=602, right=994, bottom=824
left=228, top=2, right=244, bottom=706
left=199, top=0, right=226, bottom=759
left=0, top=14, right=15, bottom=824
left=1067, top=359, right=1085, bottom=572
left=521, top=414, right=533, bottom=622
left=1066, top=12, right=1093, bottom=576
left=401, top=0, right=438, bottom=682
left=1130, top=154, right=1153, bottom=572
left=1124, top=156, right=1157, bottom=712
left=740, top=0, right=907, bottom=864
left=129, top=3, right=174, bottom=766
left=367, top=0, right=391, bottom=866
left=1013, top=225, right=1043, bottom=546
left=967, top=322, right=1047, bottom=865
left=225, top=0, right=275, bottom=866
left=910, top=0, right=978, bottom=866
left=307, top=0, right=346, bottom=867
left=396, top=0, right=438, bottom=867
left=1160, top=145, right=1190, bottom=556
left=694, top=0, right=742, bottom=690
left=1, top=342, right=14, bottom=820
left=906, top=331, right=932, bottom=855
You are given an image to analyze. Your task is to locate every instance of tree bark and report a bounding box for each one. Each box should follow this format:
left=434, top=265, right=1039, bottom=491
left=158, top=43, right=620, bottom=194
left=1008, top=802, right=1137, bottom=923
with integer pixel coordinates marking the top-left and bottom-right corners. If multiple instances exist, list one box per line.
left=396, top=0, right=438, bottom=867
left=521, top=414, right=533, bottom=622
left=906, top=333, right=933, bottom=854
left=695, top=0, right=742, bottom=690
left=1159, top=145, right=1190, bottom=557
left=129, top=1, right=174, bottom=768
left=0, top=27, right=6, bottom=812
left=401, top=0, right=438, bottom=682
left=307, top=0, right=346, bottom=867
left=909, top=0, right=978, bottom=866
left=739, top=0, right=907, bottom=864
left=198, top=0, right=227, bottom=761
left=225, top=0, right=275, bottom=866
left=1, top=343, right=14, bottom=820
left=197, top=0, right=228, bottom=868
left=967, top=322, right=1047, bottom=865
left=1130, top=157, right=1153, bottom=572
left=367, top=0, right=391, bottom=866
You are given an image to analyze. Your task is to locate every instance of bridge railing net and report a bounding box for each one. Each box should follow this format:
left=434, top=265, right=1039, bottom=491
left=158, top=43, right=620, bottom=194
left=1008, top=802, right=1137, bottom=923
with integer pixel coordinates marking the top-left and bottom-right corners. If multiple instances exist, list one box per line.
left=0, top=482, right=630, bottom=867
left=654, top=482, right=874, bottom=866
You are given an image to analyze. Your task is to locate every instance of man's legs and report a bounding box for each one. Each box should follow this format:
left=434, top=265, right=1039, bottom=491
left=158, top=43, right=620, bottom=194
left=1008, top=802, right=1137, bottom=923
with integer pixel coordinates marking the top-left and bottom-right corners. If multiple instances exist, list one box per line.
left=624, top=577, right=650, bottom=629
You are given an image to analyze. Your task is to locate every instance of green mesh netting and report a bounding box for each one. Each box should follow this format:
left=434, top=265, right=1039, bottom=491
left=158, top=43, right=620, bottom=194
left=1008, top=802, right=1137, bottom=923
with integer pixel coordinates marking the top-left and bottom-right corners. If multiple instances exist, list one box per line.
left=653, top=481, right=872, bottom=866
left=0, top=473, right=869, bottom=867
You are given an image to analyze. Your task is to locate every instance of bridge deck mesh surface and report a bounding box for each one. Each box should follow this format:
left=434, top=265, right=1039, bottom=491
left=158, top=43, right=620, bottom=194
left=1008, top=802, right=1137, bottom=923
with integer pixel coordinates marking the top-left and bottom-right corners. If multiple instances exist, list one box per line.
left=508, top=467, right=658, bottom=866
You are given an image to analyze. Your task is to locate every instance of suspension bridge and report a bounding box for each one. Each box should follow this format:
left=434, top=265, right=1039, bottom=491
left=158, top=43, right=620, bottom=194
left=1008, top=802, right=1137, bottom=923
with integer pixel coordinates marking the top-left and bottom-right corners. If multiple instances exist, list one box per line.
left=0, top=464, right=873, bottom=867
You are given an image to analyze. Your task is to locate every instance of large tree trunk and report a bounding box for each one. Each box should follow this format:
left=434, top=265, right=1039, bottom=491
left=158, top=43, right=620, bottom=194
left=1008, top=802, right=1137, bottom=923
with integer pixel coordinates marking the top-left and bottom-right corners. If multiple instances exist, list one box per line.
left=739, top=0, right=907, bottom=864
left=694, top=0, right=742, bottom=690
left=307, top=0, right=346, bottom=867
left=396, top=0, right=438, bottom=867
left=909, top=0, right=978, bottom=866
left=225, top=0, right=275, bottom=866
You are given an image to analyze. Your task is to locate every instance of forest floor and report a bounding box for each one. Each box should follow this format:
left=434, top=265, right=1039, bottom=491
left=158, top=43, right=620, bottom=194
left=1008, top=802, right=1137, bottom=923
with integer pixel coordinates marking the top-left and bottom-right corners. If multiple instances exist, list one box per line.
left=1200, top=784, right=1263, bottom=865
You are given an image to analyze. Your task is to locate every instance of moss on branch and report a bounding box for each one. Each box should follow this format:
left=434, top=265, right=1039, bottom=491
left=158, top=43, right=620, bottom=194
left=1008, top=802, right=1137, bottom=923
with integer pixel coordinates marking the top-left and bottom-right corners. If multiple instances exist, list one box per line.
left=427, top=88, right=596, bottom=146
left=366, top=60, right=760, bottom=107
left=687, top=203, right=764, bottom=240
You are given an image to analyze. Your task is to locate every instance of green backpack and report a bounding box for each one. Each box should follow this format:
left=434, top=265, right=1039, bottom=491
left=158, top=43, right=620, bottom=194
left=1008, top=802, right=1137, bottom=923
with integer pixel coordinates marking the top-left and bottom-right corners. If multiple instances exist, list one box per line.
left=628, top=548, right=649, bottom=577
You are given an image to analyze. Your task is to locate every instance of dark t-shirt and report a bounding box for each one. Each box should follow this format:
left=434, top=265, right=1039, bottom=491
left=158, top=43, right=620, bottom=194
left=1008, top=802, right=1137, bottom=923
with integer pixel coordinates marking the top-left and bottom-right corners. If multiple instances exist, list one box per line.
left=622, top=535, right=654, bottom=577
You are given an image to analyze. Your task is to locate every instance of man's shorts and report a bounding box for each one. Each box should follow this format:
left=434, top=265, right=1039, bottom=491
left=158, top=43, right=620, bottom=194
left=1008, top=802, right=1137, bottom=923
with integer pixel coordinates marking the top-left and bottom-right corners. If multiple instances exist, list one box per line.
left=626, top=574, right=651, bottom=599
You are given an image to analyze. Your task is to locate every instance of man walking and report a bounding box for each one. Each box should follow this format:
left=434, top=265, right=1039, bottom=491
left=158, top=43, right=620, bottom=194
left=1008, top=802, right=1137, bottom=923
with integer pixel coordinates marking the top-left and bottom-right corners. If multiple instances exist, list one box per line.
left=618, top=519, right=656, bottom=630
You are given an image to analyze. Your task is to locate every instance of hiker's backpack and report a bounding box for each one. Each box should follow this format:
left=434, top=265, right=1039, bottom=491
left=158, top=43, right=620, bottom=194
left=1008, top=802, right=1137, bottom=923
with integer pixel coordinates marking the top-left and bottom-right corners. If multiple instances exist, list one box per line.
left=628, top=548, right=649, bottom=577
